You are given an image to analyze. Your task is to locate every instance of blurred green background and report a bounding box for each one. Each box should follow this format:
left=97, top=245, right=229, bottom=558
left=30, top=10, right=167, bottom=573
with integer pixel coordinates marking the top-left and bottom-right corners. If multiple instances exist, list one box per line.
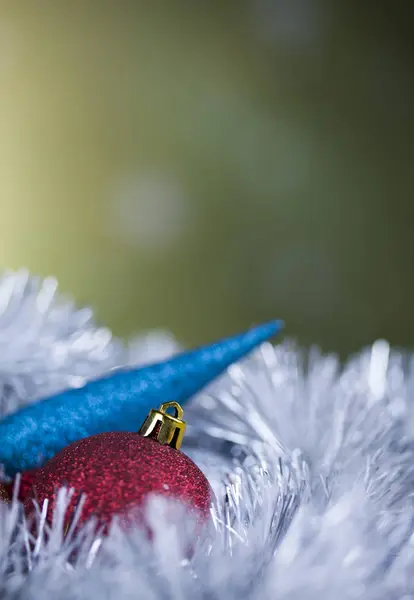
left=1, top=1, right=413, bottom=355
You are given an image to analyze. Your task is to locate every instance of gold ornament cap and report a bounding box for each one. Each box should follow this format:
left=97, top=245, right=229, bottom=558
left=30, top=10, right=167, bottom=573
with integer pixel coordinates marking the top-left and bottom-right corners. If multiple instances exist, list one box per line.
left=138, top=401, right=187, bottom=450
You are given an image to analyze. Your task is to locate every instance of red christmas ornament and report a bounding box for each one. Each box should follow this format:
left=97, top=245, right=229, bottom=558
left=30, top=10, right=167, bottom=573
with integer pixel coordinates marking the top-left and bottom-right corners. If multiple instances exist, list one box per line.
left=25, top=402, right=212, bottom=533
left=0, top=469, right=40, bottom=504
left=5, top=469, right=40, bottom=503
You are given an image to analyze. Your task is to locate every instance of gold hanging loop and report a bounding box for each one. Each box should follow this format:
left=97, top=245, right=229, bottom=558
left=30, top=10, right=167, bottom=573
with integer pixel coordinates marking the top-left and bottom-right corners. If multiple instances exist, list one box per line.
left=138, top=401, right=187, bottom=450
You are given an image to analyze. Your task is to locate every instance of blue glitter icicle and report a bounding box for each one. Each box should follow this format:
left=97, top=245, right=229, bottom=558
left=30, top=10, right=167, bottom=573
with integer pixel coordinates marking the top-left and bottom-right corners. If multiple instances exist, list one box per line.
left=0, top=321, right=282, bottom=475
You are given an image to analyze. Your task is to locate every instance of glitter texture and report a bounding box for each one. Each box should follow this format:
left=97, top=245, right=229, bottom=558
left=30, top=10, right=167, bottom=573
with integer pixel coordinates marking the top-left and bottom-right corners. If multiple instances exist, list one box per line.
left=1, top=320, right=282, bottom=476
left=26, top=432, right=212, bottom=530
left=5, top=469, right=39, bottom=503
left=3, top=338, right=414, bottom=600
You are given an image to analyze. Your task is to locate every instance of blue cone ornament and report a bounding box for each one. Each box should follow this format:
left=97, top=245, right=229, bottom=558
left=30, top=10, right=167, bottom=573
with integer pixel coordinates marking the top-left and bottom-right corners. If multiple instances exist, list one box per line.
left=0, top=321, right=282, bottom=475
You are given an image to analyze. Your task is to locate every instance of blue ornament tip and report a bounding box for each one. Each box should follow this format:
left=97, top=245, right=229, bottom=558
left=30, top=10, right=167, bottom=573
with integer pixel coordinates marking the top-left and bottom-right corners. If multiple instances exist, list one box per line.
left=160, top=319, right=284, bottom=402
left=238, top=320, right=284, bottom=345
left=0, top=321, right=283, bottom=475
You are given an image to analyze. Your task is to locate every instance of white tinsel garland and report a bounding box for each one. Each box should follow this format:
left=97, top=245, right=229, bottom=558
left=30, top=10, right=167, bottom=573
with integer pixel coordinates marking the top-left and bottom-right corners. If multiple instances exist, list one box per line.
left=1, top=271, right=414, bottom=599
left=0, top=269, right=181, bottom=417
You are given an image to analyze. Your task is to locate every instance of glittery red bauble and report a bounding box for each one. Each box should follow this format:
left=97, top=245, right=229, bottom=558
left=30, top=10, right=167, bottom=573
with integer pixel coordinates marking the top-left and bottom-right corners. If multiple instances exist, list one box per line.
left=5, top=469, right=40, bottom=503
left=25, top=432, right=212, bottom=532
left=0, top=469, right=40, bottom=504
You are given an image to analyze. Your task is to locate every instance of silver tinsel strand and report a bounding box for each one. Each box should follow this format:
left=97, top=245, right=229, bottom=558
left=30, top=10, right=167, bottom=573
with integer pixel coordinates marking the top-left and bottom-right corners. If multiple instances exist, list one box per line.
left=1, top=271, right=414, bottom=599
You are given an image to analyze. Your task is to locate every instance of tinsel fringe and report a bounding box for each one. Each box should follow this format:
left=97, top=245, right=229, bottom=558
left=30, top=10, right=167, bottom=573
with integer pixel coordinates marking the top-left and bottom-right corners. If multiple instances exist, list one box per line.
left=1, top=270, right=414, bottom=599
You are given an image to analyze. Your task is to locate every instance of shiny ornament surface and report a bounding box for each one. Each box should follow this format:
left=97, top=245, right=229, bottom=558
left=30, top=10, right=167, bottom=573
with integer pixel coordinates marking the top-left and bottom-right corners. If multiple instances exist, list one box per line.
left=0, top=321, right=282, bottom=476
left=26, top=431, right=212, bottom=531
left=4, top=469, right=40, bottom=503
